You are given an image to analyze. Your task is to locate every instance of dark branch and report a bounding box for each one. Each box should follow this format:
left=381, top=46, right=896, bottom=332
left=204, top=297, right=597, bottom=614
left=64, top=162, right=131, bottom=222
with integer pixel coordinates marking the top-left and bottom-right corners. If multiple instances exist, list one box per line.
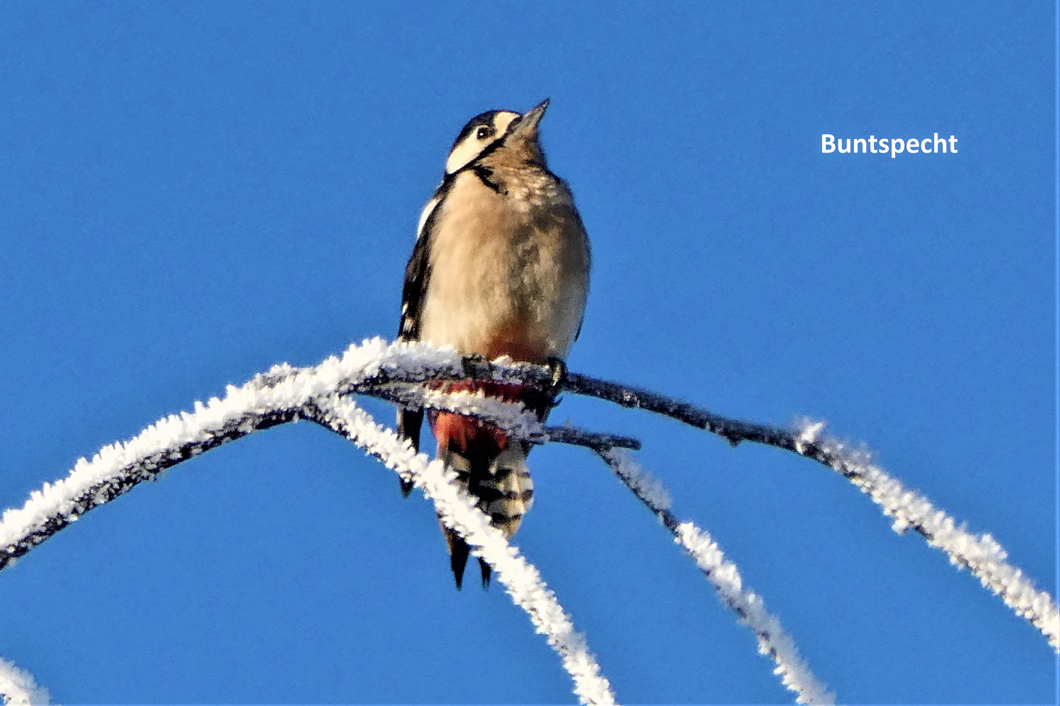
left=563, top=372, right=794, bottom=449
left=544, top=426, right=640, bottom=452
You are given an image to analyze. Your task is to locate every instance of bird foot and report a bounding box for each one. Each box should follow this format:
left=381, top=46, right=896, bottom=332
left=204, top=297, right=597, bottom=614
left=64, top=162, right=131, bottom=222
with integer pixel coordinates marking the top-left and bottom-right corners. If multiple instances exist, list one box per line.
left=545, top=357, right=567, bottom=396
left=543, top=357, right=568, bottom=412
left=461, top=352, right=490, bottom=380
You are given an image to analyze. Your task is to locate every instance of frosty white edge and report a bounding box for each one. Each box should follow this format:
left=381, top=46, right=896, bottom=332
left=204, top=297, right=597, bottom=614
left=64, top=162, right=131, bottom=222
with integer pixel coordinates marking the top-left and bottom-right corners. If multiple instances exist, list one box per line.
left=0, top=338, right=615, bottom=706
left=599, top=448, right=835, bottom=705
left=0, top=657, right=49, bottom=706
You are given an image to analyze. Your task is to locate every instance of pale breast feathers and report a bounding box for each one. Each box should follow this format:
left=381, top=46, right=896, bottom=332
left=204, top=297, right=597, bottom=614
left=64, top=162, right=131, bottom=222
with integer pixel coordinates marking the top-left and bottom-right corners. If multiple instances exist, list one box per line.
left=417, top=171, right=588, bottom=362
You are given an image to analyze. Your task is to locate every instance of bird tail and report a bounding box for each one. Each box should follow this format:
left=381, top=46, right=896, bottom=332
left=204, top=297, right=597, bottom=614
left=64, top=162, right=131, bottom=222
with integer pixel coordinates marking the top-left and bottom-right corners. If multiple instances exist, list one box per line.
left=429, top=381, right=541, bottom=589
left=396, top=407, right=423, bottom=497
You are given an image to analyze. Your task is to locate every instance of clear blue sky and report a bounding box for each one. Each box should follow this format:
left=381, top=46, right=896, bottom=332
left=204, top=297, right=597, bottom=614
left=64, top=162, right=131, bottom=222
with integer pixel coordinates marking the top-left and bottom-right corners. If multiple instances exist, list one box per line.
left=1, top=2, right=1055, bottom=703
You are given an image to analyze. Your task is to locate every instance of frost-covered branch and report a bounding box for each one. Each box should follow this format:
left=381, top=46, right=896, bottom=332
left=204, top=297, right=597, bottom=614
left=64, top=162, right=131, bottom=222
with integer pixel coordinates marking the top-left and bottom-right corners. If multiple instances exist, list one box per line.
left=0, top=657, right=48, bottom=706
left=303, top=394, right=615, bottom=706
left=561, top=371, right=1059, bottom=653
left=1, top=335, right=1053, bottom=702
left=595, top=448, right=834, bottom=705
left=0, top=397, right=301, bottom=571
left=361, top=381, right=640, bottom=451
left=795, top=420, right=1060, bottom=650
left=0, top=338, right=631, bottom=571
left=0, top=338, right=622, bottom=705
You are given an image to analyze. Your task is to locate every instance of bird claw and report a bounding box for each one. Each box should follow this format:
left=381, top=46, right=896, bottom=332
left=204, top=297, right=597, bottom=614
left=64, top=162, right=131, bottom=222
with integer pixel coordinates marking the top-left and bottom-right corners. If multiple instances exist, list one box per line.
left=545, top=357, right=567, bottom=398
left=461, top=352, right=490, bottom=379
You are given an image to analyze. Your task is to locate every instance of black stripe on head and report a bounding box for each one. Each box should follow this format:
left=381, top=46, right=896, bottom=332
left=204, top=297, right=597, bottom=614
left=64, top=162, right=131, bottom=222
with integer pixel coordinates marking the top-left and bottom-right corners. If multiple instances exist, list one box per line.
left=451, top=110, right=506, bottom=151
left=445, top=109, right=521, bottom=175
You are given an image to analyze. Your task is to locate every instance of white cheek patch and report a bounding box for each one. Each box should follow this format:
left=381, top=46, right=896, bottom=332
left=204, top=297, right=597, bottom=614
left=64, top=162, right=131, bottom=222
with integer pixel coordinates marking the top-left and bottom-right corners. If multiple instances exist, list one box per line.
left=491, top=111, right=519, bottom=136
left=444, top=111, right=521, bottom=174
left=445, top=139, right=484, bottom=175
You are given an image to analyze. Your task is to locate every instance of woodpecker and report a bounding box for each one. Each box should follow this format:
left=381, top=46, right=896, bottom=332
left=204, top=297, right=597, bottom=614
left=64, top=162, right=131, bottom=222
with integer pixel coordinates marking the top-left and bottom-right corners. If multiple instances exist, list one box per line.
left=396, top=100, right=590, bottom=589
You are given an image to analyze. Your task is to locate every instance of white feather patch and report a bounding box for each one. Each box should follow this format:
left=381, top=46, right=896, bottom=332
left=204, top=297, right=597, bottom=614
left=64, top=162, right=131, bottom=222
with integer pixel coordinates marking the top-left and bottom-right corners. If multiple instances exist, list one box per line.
left=416, top=195, right=440, bottom=240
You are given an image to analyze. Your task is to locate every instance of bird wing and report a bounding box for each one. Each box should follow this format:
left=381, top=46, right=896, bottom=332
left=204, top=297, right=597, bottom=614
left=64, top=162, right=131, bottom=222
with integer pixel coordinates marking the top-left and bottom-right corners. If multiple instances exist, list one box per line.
left=396, top=185, right=448, bottom=476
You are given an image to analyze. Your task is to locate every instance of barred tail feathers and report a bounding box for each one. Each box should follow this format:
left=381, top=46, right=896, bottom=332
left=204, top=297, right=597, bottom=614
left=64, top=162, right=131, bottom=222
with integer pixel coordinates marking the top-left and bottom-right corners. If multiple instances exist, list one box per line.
left=429, top=381, right=538, bottom=588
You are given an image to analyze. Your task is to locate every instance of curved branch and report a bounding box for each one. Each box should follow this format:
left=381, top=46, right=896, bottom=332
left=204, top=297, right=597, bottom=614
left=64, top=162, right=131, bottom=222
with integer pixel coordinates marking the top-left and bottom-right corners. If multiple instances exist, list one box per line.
left=0, top=339, right=631, bottom=571
left=793, top=420, right=1060, bottom=651
left=2, top=334, right=1054, bottom=681
left=0, top=339, right=622, bottom=705
left=558, top=372, right=1060, bottom=652
left=0, top=403, right=301, bottom=570
left=594, top=448, right=834, bottom=705
left=303, top=395, right=615, bottom=706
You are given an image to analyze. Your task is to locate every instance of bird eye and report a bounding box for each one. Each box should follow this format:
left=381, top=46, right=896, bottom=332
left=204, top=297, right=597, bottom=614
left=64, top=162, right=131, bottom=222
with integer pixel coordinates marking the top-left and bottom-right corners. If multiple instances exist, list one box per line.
left=476, top=126, right=491, bottom=139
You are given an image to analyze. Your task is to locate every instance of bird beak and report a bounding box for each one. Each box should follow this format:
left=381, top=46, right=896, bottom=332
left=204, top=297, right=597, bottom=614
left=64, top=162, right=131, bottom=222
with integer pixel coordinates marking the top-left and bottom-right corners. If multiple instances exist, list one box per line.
left=511, top=99, right=549, bottom=137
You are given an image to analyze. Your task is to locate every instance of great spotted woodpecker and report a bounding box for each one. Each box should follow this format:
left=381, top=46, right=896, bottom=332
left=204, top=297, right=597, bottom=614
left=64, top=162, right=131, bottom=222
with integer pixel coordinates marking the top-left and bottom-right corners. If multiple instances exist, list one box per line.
left=396, top=100, right=590, bottom=588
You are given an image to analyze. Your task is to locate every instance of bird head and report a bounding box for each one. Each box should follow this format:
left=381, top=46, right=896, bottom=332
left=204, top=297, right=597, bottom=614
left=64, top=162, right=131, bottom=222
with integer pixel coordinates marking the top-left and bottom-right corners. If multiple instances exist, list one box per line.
left=444, top=99, right=550, bottom=175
